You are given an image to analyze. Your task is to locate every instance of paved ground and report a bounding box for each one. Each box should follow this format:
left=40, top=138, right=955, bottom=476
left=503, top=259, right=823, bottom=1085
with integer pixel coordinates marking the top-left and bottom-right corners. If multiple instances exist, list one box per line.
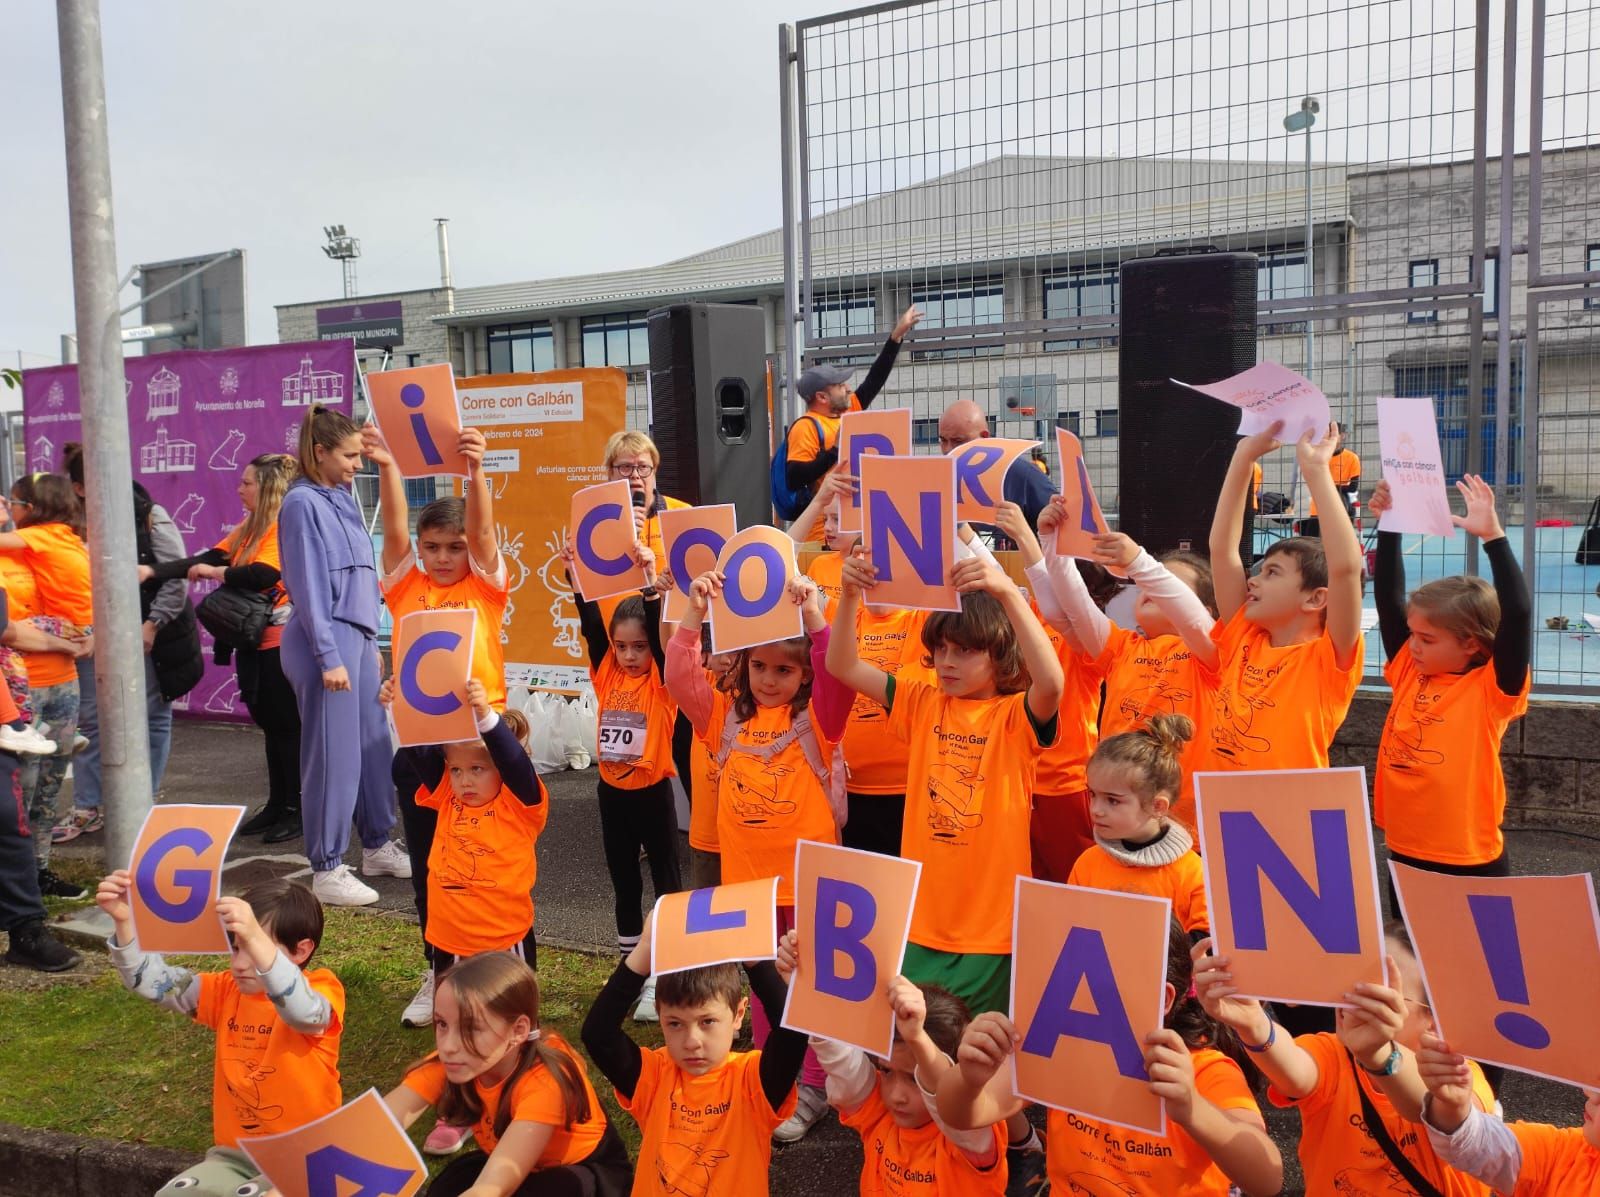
left=42, top=719, right=1600, bottom=1195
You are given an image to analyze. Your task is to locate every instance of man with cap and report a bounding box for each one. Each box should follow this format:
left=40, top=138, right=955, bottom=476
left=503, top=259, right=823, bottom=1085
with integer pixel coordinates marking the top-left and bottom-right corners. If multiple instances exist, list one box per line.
left=785, top=305, right=922, bottom=541
left=937, top=397, right=1058, bottom=547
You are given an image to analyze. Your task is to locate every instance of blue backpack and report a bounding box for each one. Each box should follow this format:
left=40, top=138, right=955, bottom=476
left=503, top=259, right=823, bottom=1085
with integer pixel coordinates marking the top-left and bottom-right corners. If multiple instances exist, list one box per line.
left=770, top=415, right=824, bottom=521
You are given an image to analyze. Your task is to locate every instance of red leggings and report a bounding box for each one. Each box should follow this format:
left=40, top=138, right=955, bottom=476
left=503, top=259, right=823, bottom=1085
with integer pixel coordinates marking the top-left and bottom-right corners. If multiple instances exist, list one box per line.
left=1030, top=789, right=1094, bottom=883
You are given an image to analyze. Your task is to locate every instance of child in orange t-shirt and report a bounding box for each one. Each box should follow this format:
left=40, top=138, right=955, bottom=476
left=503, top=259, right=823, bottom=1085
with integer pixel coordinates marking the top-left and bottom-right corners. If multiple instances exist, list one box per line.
left=97, top=874, right=343, bottom=1197
left=939, top=920, right=1283, bottom=1197
left=1366, top=475, right=1531, bottom=916
left=393, top=953, right=631, bottom=1196
left=1068, top=714, right=1209, bottom=937
left=686, top=624, right=737, bottom=890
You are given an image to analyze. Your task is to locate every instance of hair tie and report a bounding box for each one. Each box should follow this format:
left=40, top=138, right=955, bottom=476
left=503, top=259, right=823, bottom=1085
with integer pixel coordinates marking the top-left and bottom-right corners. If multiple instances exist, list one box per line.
left=526, top=1028, right=542, bottom=1044
left=1185, top=981, right=1198, bottom=1000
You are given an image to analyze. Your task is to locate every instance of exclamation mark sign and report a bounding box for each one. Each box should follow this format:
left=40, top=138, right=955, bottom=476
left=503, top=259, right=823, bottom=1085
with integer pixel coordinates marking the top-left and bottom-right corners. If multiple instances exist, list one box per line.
left=401, top=382, right=445, bottom=467
left=1466, top=893, right=1551, bottom=1050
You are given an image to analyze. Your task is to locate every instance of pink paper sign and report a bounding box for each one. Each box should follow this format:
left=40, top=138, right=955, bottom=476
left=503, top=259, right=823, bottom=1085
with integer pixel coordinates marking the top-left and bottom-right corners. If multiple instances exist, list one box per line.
left=1376, top=396, right=1455, bottom=537
left=1174, top=362, right=1331, bottom=445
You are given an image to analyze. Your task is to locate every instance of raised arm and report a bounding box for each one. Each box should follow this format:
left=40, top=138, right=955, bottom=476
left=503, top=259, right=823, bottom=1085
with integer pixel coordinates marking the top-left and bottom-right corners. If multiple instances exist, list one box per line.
left=749, top=960, right=811, bottom=1112
left=824, top=552, right=890, bottom=706
left=1297, top=424, right=1365, bottom=668
left=1191, top=940, right=1322, bottom=1100
left=1095, top=532, right=1221, bottom=671
left=936, top=1012, right=1028, bottom=1130
left=480, top=709, right=545, bottom=807
left=788, top=471, right=854, bottom=544
left=851, top=306, right=921, bottom=407
left=1366, top=480, right=1411, bottom=663
left=1211, top=423, right=1284, bottom=623
left=97, top=869, right=200, bottom=1017
left=663, top=572, right=719, bottom=733
left=1145, top=1028, right=1282, bottom=1196
left=1450, top=475, right=1530, bottom=695
left=952, top=556, right=1063, bottom=724
left=361, top=425, right=414, bottom=576
left=458, top=428, right=502, bottom=576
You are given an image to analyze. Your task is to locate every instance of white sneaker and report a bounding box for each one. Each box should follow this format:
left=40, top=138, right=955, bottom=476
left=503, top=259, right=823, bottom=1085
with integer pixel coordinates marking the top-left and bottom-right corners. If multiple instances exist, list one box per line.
left=773, top=1082, right=829, bottom=1143
left=0, top=725, right=56, bottom=756
left=401, top=970, right=434, bottom=1028
left=633, top=978, right=658, bottom=1023
left=362, top=840, right=413, bottom=879
left=312, top=864, right=380, bottom=907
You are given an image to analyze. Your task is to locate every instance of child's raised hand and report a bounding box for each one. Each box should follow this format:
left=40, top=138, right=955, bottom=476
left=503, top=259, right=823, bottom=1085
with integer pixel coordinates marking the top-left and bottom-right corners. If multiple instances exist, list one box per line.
left=817, top=470, right=856, bottom=507
left=951, top=555, right=1014, bottom=598
left=686, top=570, right=723, bottom=618
left=887, top=976, right=927, bottom=1045
left=1090, top=531, right=1141, bottom=572
left=1335, top=956, right=1407, bottom=1069
left=839, top=547, right=878, bottom=597
left=956, top=1012, right=1019, bottom=1089
left=1238, top=420, right=1285, bottom=462
left=1296, top=422, right=1338, bottom=470
left=1037, top=495, right=1066, bottom=537
left=1451, top=473, right=1505, bottom=542
left=775, top=928, right=800, bottom=984
left=465, top=678, right=491, bottom=722
left=1367, top=478, right=1394, bottom=519
left=1189, top=939, right=1272, bottom=1041
left=95, top=869, right=134, bottom=924
left=787, top=574, right=819, bottom=609
left=377, top=674, right=396, bottom=709
left=1415, top=1032, right=1475, bottom=1131
left=216, top=896, right=270, bottom=957
left=359, top=423, right=394, bottom=467
left=1144, top=1028, right=1198, bottom=1124
left=558, top=532, right=577, bottom=574
left=633, top=542, right=658, bottom=580
left=993, top=502, right=1041, bottom=559
left=457, top=427, right=487, bottom=469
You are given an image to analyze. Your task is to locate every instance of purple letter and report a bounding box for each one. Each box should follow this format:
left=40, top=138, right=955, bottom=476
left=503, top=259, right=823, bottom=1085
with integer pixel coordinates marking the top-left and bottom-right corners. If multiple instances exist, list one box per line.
left=953, top=443, right=1005, bottom=508
left=1020, top=926, right=1147, bottom=1079
left=814, top=877, right=877, bottom=1002
left=399, top=629, right=463, bottom=716
left=306, top=1143, right=418, bottom=1197
left=685, top=887, right=747, bottom=934
left=1220, top=809, right=1360, bottom=954
left=576, top=502, right=631, bottom=577
left=868, top=489, right=942, bottom=583
left=668, top=527, right=727, bottom=596
left=134, top=828, right=213, bottom=924
left=723, top=542, right=785, bottom=617
left=1467, top=893, right=1551, bottom=1050
left=400, top=381, right=445, bottom=467
left=848, top=431, right=895, bottom=482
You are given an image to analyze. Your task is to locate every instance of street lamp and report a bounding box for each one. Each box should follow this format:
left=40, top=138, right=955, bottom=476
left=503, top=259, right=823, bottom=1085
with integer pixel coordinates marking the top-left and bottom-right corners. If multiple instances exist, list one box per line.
left=1283, top=97, right=1320, bottom=378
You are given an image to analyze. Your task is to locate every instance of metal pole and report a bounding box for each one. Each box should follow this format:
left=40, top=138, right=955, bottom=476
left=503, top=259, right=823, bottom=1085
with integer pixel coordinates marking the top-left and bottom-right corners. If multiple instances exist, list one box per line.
left=778, top=23, right=800, bottom=434
left=1304, top=125, right=1314, bottom=379
left=56, top=0, right=152, bottom=871
left=1494, top=0, right=1516, bottom=513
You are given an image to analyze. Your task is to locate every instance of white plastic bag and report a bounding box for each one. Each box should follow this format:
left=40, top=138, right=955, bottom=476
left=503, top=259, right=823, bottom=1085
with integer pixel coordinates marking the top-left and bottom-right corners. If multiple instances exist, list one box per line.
left=555, top=695, right=592, bottom=771
left=573, top=691, right=598, bottom=763
left=524, top=691, right=566, bottom=773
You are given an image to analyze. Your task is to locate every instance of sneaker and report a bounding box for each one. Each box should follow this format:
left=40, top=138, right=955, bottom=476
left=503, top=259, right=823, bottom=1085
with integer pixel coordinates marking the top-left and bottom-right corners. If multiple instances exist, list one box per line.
left=1005, top=1140, right=1048, bottom=1196
left=362, top=840, right=412, bottom=879
left=423, top=1121, right=474, bottom=1156
left=633, top=978, right=658, bottom=1023
left=71, top=734, right=90, bottom=755
left=50, top=808, right=102, bottom=843
left=402, top=970, right=435, bottom=1028
left=4, top=920, right=80, bottom=972
left=238, top=805, right=283, bottom=836
left=0, top=725, right=56, bottom=756
left=311, top=864, right=379, bottom=907
left=36, top=868, right=88, bottom=900
left=773, top=1082, right=829, bottom=1144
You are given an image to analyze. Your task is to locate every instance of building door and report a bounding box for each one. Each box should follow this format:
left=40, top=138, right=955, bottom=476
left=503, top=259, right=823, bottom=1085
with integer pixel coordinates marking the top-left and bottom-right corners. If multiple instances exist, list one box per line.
left=1393, top=363, right=1523, bottom=486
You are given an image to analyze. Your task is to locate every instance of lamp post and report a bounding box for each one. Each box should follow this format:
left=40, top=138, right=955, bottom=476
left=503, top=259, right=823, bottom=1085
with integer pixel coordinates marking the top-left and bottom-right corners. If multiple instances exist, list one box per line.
left=1283, top=97, right=1320, bottom=378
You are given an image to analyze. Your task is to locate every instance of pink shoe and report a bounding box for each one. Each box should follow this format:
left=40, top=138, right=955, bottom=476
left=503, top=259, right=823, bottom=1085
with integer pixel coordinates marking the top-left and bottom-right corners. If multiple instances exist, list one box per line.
left=423, top=1121, right=474, bottom=1156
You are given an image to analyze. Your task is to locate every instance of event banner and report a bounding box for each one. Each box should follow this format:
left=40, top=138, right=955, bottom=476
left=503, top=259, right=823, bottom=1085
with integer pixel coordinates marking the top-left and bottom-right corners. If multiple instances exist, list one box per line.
left=22, top=339, right=358, bottom=722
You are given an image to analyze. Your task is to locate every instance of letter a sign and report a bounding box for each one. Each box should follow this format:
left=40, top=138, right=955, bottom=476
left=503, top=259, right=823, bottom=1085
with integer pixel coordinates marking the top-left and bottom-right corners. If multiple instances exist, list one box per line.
left=240, top=1088, right=425, bottom=1197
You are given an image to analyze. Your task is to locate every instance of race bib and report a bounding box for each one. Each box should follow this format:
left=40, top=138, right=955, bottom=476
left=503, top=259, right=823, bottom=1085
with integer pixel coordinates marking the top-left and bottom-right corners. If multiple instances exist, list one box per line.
left=599, top=709, right=647, bottom=763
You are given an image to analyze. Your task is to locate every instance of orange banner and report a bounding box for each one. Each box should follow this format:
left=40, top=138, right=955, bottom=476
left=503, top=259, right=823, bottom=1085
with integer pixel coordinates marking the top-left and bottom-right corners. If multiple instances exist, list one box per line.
left=1194, top=768, right=1386, bottom=1007
left=860, top=455, right=959, bottom=611
left=838, top=409, right=913, bottom=533
left=710, top=526, right=803, bottom=654
left=390, top=608, right=479, bottom=748
left=363, top=363, right=468, bottom=478
left=569, top=479, right=648, bottom=602
left=1054, top=428, right=1110, bottom=558
left=652, top=877, right=781, bottom=975
left=1392, top=864, right=1600, bottom=1090
left=660, top=504, right=737, bottom=624
left=240, top=1087, right=425, bottom=1197
left=1011, top=877, right=1171, bottom=1134
left=782, top=840, right=922, bottom=1058
left=950, top=438, right=1039, bottom=523
left=129, top=804, right=245, bottom=954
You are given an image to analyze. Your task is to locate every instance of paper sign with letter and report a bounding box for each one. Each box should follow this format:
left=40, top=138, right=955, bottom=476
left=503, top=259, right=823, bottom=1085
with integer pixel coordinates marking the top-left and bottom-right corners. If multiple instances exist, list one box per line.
left=1053, top=428, right=1110, bottom=558
left=782, top=840, right=922, bottom=1058
left=949, top=437, right=1038, bottom=523
left=838, top=409, right=913, bottom=533
left=390, top=608, right=479, bottom=748
left=652, top=877, right=781, bottom=975
left=1011, top=877, right=1171, bottom=1135
left=129, top=804, right=246, bottom=954
left=1376, top=396, right=1454, bottom=537
left=1195, top=768, right=1386, bottom=1006
left=240, top=1087, right=425, bottom=1197
left=569, top=479, right=647, bottom=601
left=1174, top=361, right=1331, bottom=445
left=659, top=504, right=736, bottom=623
left=860, top=455, right=959, bottom=612
left=1392, top=864, right=1600, bottom=1089
left=710, top=526, right=803, bottom=654
left=363, top=363, right=468, bottom=478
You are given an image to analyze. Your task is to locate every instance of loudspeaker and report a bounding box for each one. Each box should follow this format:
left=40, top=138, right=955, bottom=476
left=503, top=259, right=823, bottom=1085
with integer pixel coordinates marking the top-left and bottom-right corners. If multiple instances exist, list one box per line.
left=647, top=302, right=770, bottom=527
left=1118, top=252, right=1258, bottom=558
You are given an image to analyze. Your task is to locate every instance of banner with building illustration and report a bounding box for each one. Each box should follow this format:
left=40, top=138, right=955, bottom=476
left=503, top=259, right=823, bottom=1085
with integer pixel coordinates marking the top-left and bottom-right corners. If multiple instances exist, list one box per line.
left=455, top=368, right=626, bottom=694
left=21, top=338, right=358, bottom=722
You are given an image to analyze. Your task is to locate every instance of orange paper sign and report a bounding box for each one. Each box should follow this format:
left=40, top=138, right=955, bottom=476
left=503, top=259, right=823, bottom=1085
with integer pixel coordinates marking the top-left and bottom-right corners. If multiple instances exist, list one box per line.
left=240, top=1087, right=425, bottom=1197
left=1392, top=863, right=1600, bottom=1090
left=950, top=438, right=1039, bottom=523
left=660, top=504, right=737, bottom=624
left=390, top=608, right=480, bottom=748
left=781, top=840, right=922, bottom=1058
left=838, top=409, right=913, bottom=533
left=710, top=526, right=803, bottom=655
left=652, top=877, right=781, bottom=975
left=1011, top=877, right=1171, bottom=1135
left=1195, top=768, right=1386, bottom=1007
left=129, top=804, right=245, bottom=954
left=569, top=479, right=647, bottom=601
left=860, top=455, right=959, bottom=612
left=363, top=363, right=468, bottom=478
left=1054, top=428, right=1110, bottom=557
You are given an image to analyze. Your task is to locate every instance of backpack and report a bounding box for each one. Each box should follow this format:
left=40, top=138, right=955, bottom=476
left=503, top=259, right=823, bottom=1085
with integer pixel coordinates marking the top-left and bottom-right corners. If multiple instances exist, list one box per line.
left=715, top=706, right=849, bottom=831
left=770, top=415, right=824, bottom=522
left=1576, top=496, right=1600, bottom=566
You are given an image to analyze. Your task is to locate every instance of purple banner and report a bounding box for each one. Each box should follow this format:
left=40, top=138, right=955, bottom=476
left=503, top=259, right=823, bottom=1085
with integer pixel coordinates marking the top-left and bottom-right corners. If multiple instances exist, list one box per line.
left=22, top=339, right=357, bottom=721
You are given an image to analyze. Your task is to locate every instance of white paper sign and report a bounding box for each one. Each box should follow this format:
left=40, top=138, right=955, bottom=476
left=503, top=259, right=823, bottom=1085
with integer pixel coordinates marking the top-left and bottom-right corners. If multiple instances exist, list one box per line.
left=1173, top=362, right=1331, bottom=445
left=1376, top=396, right=1455, bottom=537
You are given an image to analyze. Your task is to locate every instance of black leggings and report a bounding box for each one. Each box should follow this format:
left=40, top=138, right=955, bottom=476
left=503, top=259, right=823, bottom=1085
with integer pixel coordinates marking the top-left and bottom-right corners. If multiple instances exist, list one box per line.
left=237, top=647, right=302, bottom=816
left=395, top=753, right=438, bottom=966
left=433, top=928, right=538, bottom=980
left=426, top=1123, right=633, bottom=1197
left=598, top=778, right=682, bottom=953
left=842, top=792, right=905, bottom=857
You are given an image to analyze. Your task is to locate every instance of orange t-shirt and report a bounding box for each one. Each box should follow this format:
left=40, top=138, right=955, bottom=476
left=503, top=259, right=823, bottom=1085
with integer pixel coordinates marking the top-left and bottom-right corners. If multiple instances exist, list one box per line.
left=0, top=556, right=75, bottom=687
left=839, top=1085, right=1007, bottom=1196
left=195, top=967, right=345, bottom=1149
left=1201, top=610, right=1362, bottom=773
left=705, top=691, right=838, bottom=905
left=807, top=550, right=844, bottom=621
left=787, top=397, right=863, bottom=543
left=1269, top=1032, right=1494, bottom=1196
left=1033, top=618, right=1102, bottom=798
left=619, top=1046, right=797, bottom=1197
left=1046, top=1048, right=1260, bottom=1196
left=890, top=680, right=1052, bottom=954
left=599, top=494, right=691, bottom=628
left=840, top=606, right=928, bottom=795
left=217, top=522, right=287, bottom=650
left=688, top=727, right=721, bottom=852
left=1066, top=841, right=1209, bottom=934
left=416, top=774, right=549, bottom=956
left=9, top=522, right=92, bottom=628
left=403, top=1035, right=606, bottom=1161
left=1250, top=462, right=1263, bottom=511
left=382, top=552, right=510, bottom=709
left=1507, top=1123, right=1600, bottom=1195
left=591, top=654, right=678, bottom=790
left=1308, top=449, right=1360, bottom=517
left=1376, top=653, right=1530, bottom=865
left=1094, top=624, right=1218, bottom=830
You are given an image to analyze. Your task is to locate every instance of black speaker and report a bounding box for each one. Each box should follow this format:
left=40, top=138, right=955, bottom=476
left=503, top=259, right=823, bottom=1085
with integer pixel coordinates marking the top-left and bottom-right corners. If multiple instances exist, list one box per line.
left=647, top=302, right=770, bottom=527
left=1118, top=252, right=1258, bottom=558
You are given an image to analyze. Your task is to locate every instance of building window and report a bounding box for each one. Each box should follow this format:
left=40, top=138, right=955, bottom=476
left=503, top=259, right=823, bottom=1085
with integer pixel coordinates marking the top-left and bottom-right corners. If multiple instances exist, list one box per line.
left=912, top=417, right=941, bottom=447
left=1258, top=250, right=1309, bottom=301
left=1409, top=259, right=1439, bottom=324
left=1481, top=254, right=1499, bottom=319
left=581, top=312, right=650, bottom=369
left=1586, top=245, right=1600, bottom=308
left=910, top=279, right=1003, bottom=357
left=1094, top=408, right=1119, bottom=437
left=1056, top=412, right=1082, bottom=438
left=487, top=323, right=555, bottom=374
left=811, top=293, right=876, bottom=340
left=1044, top=271, right=1118, bottom=349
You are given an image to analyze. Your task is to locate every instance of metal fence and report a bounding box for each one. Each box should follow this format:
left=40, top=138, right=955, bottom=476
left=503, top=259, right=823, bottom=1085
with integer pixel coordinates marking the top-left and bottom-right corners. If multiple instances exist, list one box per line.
left=777, top=0, right=1600, bottom=692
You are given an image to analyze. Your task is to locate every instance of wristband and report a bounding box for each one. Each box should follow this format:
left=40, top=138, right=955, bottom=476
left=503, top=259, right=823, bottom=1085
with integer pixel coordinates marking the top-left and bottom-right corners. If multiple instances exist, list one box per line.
left=1358, top=1043, right=1403, bottom=1077
left=1240, top=1020, right=1277, bottom=1053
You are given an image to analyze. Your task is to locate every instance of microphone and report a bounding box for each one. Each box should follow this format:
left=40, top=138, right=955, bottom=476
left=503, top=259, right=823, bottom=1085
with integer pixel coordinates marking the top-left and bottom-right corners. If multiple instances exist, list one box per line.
left=631, top=489, right=647, bottom=509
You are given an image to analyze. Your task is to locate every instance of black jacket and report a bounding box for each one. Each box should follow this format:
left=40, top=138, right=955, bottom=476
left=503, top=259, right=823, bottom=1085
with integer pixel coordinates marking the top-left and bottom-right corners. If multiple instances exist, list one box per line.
left=133, top=483, right=204, bottom=702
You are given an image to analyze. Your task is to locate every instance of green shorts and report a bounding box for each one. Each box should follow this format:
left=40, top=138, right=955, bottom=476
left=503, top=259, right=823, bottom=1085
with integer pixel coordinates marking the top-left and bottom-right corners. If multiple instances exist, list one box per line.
left=902, top=943, right=1013, bottom=1016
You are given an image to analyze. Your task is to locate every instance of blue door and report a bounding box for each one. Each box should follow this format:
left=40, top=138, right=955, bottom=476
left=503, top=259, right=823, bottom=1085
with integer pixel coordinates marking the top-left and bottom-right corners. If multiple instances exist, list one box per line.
left=1393, top=363, right=1522, bottom=485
